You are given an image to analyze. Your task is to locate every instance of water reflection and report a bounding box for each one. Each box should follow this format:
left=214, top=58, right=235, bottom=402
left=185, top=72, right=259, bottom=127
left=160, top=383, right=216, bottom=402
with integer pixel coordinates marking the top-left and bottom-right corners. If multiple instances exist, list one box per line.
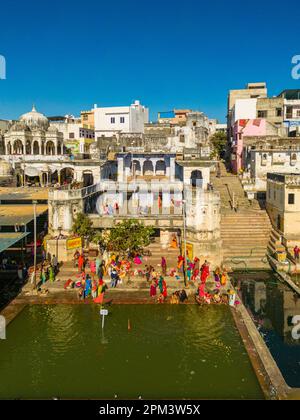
left=232, top=271, right=300, bottom=388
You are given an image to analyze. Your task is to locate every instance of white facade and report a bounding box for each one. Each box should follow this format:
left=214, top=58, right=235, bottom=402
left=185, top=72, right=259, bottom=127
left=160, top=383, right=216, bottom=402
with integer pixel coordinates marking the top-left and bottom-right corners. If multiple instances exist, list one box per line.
left=231, top=98, right=257, bottom=125
left=94, top=100, right=149, bottom=137
left=242, top=147, right=300, bottom=193
left=50, top=120, right=81, bottom=140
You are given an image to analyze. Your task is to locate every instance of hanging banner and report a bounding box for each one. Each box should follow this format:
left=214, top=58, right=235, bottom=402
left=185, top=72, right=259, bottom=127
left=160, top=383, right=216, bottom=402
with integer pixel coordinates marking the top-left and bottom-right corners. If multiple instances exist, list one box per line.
left=186, top=242, right=194, bottom=260
left=66, top=237, right=82, bottom=250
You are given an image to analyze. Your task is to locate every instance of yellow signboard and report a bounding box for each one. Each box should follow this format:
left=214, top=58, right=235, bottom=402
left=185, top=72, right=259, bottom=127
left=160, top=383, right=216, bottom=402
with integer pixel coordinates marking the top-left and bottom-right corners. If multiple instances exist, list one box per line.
left=67, top=237, right=82, bottom=250
left=186, top=243, right=194, bottom=260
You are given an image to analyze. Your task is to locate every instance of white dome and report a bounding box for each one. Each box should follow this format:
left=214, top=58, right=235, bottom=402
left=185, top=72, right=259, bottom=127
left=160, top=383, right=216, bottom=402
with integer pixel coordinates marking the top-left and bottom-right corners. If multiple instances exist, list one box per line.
left=20, top=105, right=49, bottom=130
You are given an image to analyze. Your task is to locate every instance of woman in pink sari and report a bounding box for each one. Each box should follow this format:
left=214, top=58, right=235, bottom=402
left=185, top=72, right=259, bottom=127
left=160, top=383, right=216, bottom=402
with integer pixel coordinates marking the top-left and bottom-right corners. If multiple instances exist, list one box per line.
left=134, top=255, right=142, bottom=265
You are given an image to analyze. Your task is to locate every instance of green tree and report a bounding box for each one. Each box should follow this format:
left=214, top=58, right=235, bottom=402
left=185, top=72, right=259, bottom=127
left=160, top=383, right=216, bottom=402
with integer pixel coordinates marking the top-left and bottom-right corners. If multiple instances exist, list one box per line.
left=210, top=131, right=227, bottom=158
left=72, top=212, right=95, bottom=242
left=93, top=230, right=109, bottom=250
left=107, top=220, right=154, bottom=257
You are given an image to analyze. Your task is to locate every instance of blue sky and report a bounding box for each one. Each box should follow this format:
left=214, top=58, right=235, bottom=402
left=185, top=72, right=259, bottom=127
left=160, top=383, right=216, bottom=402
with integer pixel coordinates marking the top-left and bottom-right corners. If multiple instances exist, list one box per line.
left=0, top=0, right=299, bottom=122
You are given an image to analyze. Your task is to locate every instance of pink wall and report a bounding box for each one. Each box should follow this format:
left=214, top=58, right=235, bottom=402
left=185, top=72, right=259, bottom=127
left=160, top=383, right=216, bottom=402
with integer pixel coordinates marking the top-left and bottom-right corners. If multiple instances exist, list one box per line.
left=231, top=119, right=266, bottom=173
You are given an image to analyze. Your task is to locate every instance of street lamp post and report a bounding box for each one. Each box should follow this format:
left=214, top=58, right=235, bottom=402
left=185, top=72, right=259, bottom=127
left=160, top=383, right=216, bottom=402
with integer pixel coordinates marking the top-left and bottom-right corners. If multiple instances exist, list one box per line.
left=33, top=200, right=37, bottom=289
left=182, top=199, right=188, bottom=287
left=56, top=226, right=62, bottom=261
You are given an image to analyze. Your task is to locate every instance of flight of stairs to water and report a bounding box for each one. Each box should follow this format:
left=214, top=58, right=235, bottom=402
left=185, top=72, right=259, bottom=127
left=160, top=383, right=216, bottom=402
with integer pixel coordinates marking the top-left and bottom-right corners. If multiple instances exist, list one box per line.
left=221, top=211, right=272, bottom=268
left=212, top=162, right=272, bottom=269
left=56, top=240, right=183, bottom=290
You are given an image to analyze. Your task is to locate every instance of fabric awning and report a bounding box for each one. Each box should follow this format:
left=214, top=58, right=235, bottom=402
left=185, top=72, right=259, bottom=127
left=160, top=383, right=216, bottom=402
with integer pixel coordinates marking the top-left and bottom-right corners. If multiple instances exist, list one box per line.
left=24, top=167, right=40, bottom=177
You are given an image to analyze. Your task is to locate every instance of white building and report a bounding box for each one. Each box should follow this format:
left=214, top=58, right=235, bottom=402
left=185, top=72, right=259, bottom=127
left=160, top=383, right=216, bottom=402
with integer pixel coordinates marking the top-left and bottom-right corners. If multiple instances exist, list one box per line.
left=241, top=137, right=300, bottom=197
left=94, top=100, right=149, bottom=138
left=50, top=116, right=95, bottom=155
left=230, top=98, right=257, bottom=127
left=208, top=119, right=227, bottom=136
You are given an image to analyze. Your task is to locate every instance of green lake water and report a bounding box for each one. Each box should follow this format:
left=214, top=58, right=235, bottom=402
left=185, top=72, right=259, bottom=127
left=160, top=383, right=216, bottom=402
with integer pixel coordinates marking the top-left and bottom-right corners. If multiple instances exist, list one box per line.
left=0, top=304, right=263, bottom=399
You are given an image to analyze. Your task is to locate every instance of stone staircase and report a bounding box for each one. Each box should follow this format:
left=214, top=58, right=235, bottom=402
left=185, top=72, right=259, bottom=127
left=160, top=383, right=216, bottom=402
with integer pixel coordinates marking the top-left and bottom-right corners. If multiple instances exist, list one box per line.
left=55, top=240, right=185, bottom=291
left=145, top=240, right=179, bottom=270
left=212, top=162, right=272, bottom=269
left=211, top=162, right=261, bottom=212
left=268, top=229, right=285, bottom=256
left=221, top=212, right=272, bottom=269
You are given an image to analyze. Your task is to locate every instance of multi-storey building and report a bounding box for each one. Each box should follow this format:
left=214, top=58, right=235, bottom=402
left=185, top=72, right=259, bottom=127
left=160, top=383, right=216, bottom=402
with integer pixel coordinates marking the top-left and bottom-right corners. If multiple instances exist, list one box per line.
left=93, top=100, right=149, bottom=138
left=228, top=84, right=300, bottom=174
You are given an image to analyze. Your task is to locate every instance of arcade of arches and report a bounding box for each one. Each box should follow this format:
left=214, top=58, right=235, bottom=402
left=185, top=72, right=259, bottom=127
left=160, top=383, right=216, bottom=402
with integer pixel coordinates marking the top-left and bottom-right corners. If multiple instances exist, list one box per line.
left=131, top=159, right=167, bottom=177
left=16, top=167, right=95, bottom=188
left=5, top=139, right=64, bottom=156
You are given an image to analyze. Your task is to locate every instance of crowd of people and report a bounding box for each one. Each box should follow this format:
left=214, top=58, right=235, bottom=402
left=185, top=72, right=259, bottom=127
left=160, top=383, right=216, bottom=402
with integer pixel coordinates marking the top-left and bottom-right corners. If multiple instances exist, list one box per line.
left=17, top=230, right=233, bottom=307
left=27, top=254, right=59, bottom=286
left=70, top=250, right=136, bottom=302
left=66, top=246, right=232, bottom=306
left=71, top=250, right=172, bottom=303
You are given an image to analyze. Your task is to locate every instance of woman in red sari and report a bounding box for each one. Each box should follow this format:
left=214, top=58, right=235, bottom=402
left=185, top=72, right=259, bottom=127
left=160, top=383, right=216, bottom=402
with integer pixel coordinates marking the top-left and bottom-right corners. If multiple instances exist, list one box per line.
left=162, top=280, right=168, bottom=299
left=192, top=257, right=200, bottom=281
left=149, top=280, right=157, bottom=298
left=200, top=261, right=210, bottom=284
left=78, top=253, right=85, bottom=273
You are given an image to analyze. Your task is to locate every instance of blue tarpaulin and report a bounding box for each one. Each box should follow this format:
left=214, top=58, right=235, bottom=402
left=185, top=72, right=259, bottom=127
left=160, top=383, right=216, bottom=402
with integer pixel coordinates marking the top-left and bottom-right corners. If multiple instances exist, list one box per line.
left=0, top=232, right=29, bottom=253
left=159, top=111, right=175, bottom=119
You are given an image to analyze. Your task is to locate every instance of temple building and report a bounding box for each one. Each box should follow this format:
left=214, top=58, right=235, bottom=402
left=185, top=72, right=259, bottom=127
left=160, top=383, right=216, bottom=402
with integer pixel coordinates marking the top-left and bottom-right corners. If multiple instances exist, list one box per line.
left=1, top=106, right=100, bottom=187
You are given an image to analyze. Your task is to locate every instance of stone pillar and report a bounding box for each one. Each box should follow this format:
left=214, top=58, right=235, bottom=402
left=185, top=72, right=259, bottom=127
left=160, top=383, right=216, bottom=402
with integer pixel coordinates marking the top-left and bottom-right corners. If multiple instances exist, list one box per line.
left=170, top=157, right=175, bottom=182
left=64, top=204, right=73, bottom=232
left=166, top=158, right=170, bottom=178
left=125, top=156, right=131, bottom=179
left=118, top=157, right=124, bottom=182
left=162, top=191, right=171, bottom=215
left=160, top=230, right=170, bottom=250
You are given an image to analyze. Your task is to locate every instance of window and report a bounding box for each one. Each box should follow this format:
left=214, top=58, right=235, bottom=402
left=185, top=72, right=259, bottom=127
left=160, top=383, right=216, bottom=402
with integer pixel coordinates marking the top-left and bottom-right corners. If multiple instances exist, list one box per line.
left=276, top=108, right=282, bottom=117
left=69, top=133, right=75, bottom=139
left=111, top=117, right=115, bottom=124
left=286, top=106, right=293, bottom=119
left=297, top=110, right=300, bottom=117
left=288, top=193, right=295, bottom=205
left=120, top=117, right=125, bottom=124
left=258, top=110, right=268, bottom=118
